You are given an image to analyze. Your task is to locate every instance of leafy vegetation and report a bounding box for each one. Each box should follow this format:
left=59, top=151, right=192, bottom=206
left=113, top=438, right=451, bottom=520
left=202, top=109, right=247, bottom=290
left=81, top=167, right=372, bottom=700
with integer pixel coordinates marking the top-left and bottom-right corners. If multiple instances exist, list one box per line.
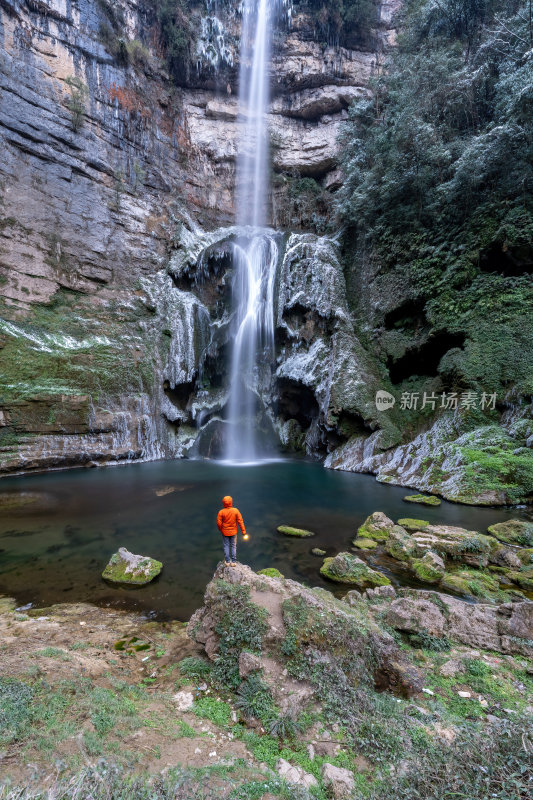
left=64, top=76, right=89, bottom=132
left=294, top=0, right=380, bottom=48
left=340, top=0, right=533, bottom=400
left=155, top=0, right=194, bottom=83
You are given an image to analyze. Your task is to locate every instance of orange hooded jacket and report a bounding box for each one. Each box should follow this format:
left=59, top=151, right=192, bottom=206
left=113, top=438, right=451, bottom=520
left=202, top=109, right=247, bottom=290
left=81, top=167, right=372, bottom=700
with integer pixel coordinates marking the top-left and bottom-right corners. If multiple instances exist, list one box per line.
left=217, top=496, right=246, bottom=537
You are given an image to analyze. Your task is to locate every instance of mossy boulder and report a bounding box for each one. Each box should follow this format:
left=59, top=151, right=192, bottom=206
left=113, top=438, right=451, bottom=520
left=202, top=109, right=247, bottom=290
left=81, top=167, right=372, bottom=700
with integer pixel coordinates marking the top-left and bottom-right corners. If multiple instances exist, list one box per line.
left=487, top=520, right=533, bottom=547
left=410, top=551, right=445, bottom=584
left=352, top=537, right=378, bottom=550
left=397, top=518, right=429, bottom=532
left=102, top=547, right=162, bottom=586
left=440, top=569, right=506, bottom=602
left=385, top=525, right=421, bottom=562
left=277, top=525, right=315, bottom=538
left=412, top=524, right=492, bottom=567
left=403, top=494, right=441, bottom=507
left=258, top=568, right=284, bottom=578
left=517, top=548, right=533, bottom=566
left=356, top=511, right=395, bottom=542
left=311, top=548, right=326, bottom=556
left=506, top=568, right=533, bottom=591
left=320, top=553, right=390, bottom=587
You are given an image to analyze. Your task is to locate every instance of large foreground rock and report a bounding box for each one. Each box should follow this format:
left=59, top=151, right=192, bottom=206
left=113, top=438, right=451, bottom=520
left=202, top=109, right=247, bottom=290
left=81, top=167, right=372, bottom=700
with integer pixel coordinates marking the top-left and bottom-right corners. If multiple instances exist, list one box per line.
left=387, top=590, right=533, bottom=656
left=188, top=563, right=422, bottom=702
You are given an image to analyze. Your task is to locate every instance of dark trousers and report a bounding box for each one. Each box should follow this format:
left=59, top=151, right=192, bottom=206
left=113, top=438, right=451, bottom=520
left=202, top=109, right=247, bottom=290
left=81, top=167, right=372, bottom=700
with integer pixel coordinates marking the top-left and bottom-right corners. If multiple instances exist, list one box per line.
left=222, top=534, right=237, bottom=563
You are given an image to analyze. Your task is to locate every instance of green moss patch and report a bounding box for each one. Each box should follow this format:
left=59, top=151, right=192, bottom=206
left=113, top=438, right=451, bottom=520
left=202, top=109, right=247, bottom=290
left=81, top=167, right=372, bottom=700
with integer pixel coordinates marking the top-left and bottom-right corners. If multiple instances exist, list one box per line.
left=403, top=494, right=441, bottom=506
left=352, top=537, right=378, bottom=550
left=277, top=525, right=315, bottom=537
left=397, top=518, right=429, bottom=532
left=258, top=568, right=284, bottom=578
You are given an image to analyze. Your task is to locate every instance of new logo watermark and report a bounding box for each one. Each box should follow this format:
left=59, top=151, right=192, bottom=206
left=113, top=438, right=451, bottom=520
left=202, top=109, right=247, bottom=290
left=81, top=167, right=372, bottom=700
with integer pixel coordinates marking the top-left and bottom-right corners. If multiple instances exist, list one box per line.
left=375, top=390, right=396, bottom=411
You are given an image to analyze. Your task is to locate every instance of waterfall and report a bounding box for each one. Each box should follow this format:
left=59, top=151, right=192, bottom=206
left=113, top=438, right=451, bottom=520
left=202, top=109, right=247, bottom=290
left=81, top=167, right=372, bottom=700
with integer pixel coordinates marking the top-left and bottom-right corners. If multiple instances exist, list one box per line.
left=224, top=0, right=278, bottom=462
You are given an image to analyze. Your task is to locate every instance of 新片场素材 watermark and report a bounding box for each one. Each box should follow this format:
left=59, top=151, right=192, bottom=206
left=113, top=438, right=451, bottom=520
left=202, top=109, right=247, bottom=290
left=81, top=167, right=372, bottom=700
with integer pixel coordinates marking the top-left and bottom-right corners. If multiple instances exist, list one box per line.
left=375, top=389, right=497, bottom=412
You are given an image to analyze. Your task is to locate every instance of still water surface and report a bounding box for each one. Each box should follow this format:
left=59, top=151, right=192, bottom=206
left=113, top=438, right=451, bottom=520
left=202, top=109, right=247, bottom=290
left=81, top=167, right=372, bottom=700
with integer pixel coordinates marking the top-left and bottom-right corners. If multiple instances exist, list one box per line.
left=0, top=459, right=528, bottom=620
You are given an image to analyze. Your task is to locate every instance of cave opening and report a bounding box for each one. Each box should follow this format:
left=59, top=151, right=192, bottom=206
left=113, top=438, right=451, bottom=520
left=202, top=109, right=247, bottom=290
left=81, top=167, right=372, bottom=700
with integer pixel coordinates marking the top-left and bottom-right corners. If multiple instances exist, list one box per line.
left=387, top=332, right=466, bottom=385
left=275, top=377, right=319, bottom=429
left=478, top=242, right=533, bottom=276
left=384, top=298, right=427, bottom=330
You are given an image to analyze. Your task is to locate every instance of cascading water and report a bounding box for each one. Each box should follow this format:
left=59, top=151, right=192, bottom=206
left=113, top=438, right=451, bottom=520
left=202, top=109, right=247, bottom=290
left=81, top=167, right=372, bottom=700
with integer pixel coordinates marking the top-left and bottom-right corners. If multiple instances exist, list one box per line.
left=224, top=0, right=279, bottom=462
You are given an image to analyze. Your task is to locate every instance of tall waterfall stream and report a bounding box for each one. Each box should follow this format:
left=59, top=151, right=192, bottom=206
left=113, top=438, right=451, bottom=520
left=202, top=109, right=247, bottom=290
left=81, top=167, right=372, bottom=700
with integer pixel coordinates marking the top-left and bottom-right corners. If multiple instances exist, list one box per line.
left=224, top=0, right=278, bottom=462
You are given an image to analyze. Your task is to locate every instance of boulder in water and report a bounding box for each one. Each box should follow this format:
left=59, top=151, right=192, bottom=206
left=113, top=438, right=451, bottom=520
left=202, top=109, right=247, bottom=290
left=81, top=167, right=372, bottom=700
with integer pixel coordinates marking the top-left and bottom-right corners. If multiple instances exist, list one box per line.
left=487, top=520, right=533, bottom=547
left=320, top=553, right=390, bottom=587
left=356, top=511, right=395, bottom=542
left=410, top=551, right=445, bottom=584
left=385, top=525, right=421, bottom=562
left=277, top=525, right=315, bottom=537
left=403, top=494, right=441, bottom=506
left=352, top=537, right=378, bottom=550
left=102, top=547, right=162, bottom=586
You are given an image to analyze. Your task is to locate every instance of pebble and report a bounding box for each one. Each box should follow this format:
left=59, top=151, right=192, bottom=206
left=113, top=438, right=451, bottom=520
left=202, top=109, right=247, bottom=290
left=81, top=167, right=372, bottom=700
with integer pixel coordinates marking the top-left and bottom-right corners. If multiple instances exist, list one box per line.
left=422, top=688, right=434, bottom=696
left=458, top=691, right=471, bottom=698
left=194, top=748, right=202, bottom=755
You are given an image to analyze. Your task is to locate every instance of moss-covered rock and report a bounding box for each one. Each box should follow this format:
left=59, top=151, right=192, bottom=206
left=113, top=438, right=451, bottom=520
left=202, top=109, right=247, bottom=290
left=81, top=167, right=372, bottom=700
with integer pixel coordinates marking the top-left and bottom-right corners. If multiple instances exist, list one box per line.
left=517, top=548, right=533, bottom=566
left=439, top=569, right=507, bottom=602
left=320, top=553, right=391, bottom=587
left=412, top=524, right=493, bottom=567
left=311, top=548, right=326, bottom=556
left=385, top=525, right=421, bottom=562
left=397, top=518, right=429, bottom=532
left=258, top=568, right=284, bottom=578
left=356, top=511, right=395, bottom=542
left=102, top=547, right=162, bottom=586
left=352, top=537, right=378, bottom=550
left=403, top=494, right=441, bottom=507
left=410, top=551, right=445, bottom=584
left=506, top=568, right=533, bottom=591
left=487, top=520, right=533, bottom=547
left=277, top=525, right=315, bottom=538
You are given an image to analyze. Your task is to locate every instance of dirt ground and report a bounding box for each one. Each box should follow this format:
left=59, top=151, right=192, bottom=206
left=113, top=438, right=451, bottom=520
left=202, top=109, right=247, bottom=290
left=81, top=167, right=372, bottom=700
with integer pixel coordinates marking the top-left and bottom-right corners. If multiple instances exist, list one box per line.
left=0, top=597, right=253, bottom=789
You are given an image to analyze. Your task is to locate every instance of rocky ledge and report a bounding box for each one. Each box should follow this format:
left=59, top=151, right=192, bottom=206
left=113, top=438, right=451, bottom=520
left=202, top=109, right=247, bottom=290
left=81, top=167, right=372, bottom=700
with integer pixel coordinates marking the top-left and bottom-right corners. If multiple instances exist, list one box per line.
left=1, top=561, right=532, bottom=797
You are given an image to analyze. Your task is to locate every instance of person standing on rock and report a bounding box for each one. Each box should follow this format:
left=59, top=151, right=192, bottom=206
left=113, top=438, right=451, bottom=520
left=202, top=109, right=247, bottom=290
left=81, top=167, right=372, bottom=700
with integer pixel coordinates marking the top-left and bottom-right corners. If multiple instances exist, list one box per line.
left=216, top=495, right=248, bottom=566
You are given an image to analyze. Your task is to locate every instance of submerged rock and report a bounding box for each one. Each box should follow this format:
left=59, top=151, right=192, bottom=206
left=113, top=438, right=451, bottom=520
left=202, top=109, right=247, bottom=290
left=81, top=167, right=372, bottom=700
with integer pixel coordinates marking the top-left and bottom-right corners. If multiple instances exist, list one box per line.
left=102, top=547, right=162, bottom=586
left=356, top=511, right=395, bottom=542
left=277, top=525, right=315, bottom=537
left=320, top=553, right=390, bottom=587
left=352, top=537, right=378, bottom=550
left=487, top=520, right=533, bottom=547
left=311, top=547, right=326, bottom=556
left=403, top=494, right=441, bottom=507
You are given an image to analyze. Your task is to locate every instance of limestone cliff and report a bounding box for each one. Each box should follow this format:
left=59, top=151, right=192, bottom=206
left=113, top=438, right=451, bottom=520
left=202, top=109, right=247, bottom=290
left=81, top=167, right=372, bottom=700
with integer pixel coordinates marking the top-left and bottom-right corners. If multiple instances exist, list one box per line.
left=0, top=0, right=396, bottom=472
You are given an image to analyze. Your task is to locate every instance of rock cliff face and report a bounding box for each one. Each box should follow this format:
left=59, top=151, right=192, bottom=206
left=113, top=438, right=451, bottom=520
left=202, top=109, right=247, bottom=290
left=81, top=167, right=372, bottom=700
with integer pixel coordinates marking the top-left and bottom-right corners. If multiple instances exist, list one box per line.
left=0, top=0, right=398, bottom=473
left=2, top=1, right=528, bottom=506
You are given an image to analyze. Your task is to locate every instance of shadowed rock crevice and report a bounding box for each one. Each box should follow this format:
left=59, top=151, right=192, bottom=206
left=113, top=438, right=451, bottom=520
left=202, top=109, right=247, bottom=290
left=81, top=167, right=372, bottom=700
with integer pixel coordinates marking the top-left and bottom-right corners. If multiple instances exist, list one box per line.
left=387, top=331, right=466, bottom=384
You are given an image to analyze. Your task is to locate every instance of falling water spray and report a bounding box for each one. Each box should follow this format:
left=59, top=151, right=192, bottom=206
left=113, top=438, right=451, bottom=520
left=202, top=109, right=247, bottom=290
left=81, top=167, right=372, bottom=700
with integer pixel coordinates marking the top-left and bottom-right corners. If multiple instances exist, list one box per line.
left=224, top=0, right=279, bottom=462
